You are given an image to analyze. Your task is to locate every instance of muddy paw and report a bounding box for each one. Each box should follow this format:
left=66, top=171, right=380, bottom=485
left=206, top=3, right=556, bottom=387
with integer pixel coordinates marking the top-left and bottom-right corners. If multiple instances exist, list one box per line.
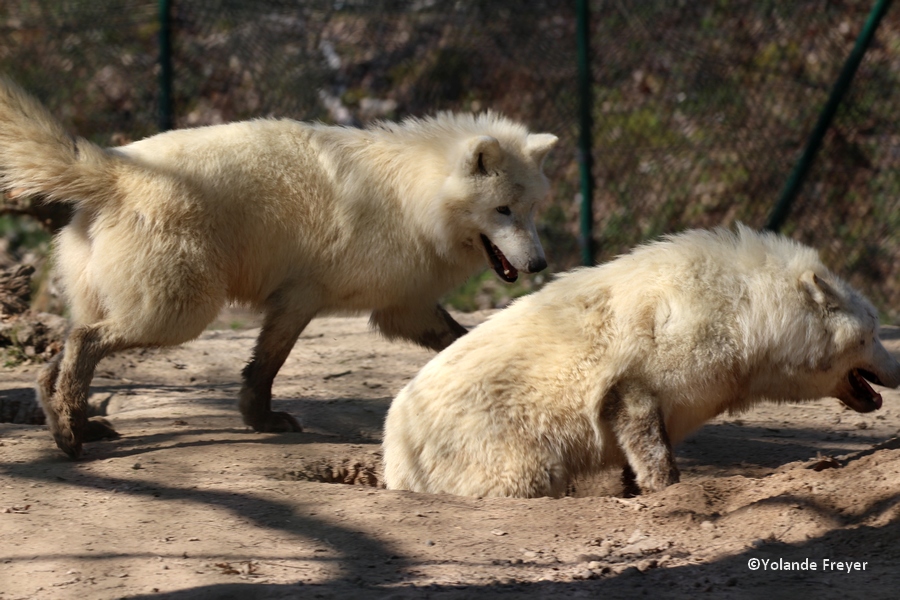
left=638, top=466, right=680, bottom=494
left=52, top=429, right=83, bottom=459
left=84, top=417, right=120, bottom=441
left=249, top=411, right=303, bottom=433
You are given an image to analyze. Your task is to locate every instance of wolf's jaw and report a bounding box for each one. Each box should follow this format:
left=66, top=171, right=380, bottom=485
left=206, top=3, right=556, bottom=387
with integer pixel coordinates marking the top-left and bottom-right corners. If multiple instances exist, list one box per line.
left=840, top=368, right=883, bottom=412
left=480, top=234, right=518, bottom=282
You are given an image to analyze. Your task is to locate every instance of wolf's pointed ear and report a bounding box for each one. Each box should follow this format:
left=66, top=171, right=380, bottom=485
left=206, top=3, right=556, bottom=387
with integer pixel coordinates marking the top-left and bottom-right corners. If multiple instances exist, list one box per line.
left=800, top=270, right=841, bottom=309
left=525, top=133, right=558, bottom=166
left=465, top=135, right=502, bottom=176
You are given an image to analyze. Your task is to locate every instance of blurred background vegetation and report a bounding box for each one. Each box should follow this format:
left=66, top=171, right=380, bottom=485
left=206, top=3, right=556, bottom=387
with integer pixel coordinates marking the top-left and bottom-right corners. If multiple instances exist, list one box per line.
left=1, top=0, right=898, bottom=321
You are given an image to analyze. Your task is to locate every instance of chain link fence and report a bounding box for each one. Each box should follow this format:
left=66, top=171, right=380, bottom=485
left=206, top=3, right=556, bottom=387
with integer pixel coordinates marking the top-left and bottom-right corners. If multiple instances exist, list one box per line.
left=1, top=0, right=898, bottom=319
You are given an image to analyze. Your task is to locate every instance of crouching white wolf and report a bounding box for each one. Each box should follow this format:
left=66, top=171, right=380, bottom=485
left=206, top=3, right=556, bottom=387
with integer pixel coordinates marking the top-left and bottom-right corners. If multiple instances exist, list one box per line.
left=0, top=77, right=557, bottom=458
left=383, top=226, right=900, bottom=498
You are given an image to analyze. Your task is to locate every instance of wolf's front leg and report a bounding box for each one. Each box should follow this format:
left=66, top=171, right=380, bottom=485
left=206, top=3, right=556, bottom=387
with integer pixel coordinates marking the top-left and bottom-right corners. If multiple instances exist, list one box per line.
left=603, top=382, right=679, bottom=494
left=370, top=303, right=468, bottom=352
left=239, top=299, right=316, bottom=433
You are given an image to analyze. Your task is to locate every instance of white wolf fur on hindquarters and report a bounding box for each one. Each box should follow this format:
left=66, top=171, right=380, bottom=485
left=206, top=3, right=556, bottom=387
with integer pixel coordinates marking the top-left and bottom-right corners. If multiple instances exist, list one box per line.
left=0, top=77, right=558, bottom=458
left=383, top=226, right=900, bottom=498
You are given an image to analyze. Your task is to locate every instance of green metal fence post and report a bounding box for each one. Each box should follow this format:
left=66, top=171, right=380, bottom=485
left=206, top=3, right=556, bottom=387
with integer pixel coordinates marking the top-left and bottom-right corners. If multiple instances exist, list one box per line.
left=764, top=0, right=892, bottom=232
left=158, top=0, right=173, bottom=131
left=576, top=0, right=596, bottom=265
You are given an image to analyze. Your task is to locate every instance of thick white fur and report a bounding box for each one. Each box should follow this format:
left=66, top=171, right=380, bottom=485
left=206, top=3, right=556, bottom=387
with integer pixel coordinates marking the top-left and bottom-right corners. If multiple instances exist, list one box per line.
left=383, top=226, right=900, bottom=498
left=0, top=77, right=558, bottom=457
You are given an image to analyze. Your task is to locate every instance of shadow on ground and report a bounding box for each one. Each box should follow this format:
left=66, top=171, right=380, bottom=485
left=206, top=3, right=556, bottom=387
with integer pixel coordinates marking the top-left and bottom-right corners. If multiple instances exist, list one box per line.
left=118, top=515, right=900, bottom=599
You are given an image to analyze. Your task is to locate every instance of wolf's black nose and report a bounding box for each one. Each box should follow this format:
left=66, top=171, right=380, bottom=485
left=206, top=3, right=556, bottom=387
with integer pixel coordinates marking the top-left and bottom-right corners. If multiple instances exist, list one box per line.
left=528, top=257, right=547, bottom=273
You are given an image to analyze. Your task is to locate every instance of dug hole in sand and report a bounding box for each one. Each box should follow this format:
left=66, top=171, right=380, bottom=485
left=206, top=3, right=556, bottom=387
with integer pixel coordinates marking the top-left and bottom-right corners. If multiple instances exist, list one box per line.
left=2, top=309, right=900, bottom=599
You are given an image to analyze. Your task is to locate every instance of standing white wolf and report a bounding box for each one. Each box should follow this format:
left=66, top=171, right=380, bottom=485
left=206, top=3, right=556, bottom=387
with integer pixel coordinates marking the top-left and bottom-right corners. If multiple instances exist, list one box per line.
left=0, top=77, right=557, bottom=458
left=383, top=226, right=900, bottom=498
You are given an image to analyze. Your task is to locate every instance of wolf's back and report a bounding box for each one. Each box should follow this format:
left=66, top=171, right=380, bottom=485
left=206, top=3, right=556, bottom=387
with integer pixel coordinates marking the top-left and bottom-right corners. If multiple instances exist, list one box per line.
left=0, top=77, right=119, bottom=207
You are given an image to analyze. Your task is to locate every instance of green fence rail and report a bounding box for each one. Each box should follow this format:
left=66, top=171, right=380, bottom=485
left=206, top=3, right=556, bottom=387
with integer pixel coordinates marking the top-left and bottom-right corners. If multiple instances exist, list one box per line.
left=765, top=0, right=893, bottom=233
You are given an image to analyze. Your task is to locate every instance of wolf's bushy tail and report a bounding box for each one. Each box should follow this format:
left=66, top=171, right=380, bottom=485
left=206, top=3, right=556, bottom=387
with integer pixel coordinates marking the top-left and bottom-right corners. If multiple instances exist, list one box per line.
left=0, top=77, right=120, bottom=207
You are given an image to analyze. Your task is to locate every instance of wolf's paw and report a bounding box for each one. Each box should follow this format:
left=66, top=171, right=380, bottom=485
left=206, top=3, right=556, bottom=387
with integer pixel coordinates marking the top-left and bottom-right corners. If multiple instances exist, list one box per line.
left=84, top=417, right=120, bottom=441
left=247, top=411, right=303, bottom=433
left=52, top=427, right=83, bottom=459
left=638, top=467, right=680, bottom=494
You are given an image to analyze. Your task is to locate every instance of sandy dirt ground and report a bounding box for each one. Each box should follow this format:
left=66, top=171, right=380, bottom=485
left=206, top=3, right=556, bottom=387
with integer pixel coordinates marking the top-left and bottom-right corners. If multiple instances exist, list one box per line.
left=2, top=311, right=900, bottom=599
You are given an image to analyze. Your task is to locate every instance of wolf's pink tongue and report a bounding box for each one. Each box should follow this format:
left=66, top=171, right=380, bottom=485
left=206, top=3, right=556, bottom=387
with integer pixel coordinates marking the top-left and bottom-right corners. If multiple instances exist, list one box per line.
left=500, top=252, right=517, bottom=279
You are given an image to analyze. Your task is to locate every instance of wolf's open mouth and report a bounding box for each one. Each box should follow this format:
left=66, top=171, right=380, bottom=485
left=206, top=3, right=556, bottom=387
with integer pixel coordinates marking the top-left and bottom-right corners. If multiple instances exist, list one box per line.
left=840, top=368, right=883, bottom=413
left=480, top=234, right=518, bottom=283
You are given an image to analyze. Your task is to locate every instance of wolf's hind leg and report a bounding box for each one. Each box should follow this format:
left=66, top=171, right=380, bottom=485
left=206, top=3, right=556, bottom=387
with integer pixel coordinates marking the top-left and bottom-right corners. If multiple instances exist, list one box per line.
left=36, top=351, right=63, bottom=433
left=47, top=322, right=126, bottom=458
left=370, top=303, right=467, bottom=352
left=239, top=298, right=316, bottom=433
left=603, top=382, right=679, bottom=494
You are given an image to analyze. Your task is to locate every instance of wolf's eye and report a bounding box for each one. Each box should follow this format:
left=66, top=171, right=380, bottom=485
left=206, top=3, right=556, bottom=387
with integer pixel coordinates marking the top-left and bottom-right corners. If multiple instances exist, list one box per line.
left=496, top=206, right=511, bottom=216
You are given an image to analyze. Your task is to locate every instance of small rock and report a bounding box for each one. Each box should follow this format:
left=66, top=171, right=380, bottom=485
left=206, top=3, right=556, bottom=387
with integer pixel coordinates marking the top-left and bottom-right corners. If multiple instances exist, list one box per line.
left=425, top=540, right=435, bottom=546
left=132, top=463, right=142, bottom=470
left=572, top=569, right=594, bottom=580
left=491, top=529, right=507, bottom=536
left=618, top=537, right=668, bottom=556
left=587, top=561, right=603, bottom=570
left=523, top=551, right=538, bottom=559
left=636, top=558, right=658, bottom=572
left=700, top=520, right=715, bottom=531
left=577, top=553, right=603, bottom=563
left=616, top=565, right=641, bottom=578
